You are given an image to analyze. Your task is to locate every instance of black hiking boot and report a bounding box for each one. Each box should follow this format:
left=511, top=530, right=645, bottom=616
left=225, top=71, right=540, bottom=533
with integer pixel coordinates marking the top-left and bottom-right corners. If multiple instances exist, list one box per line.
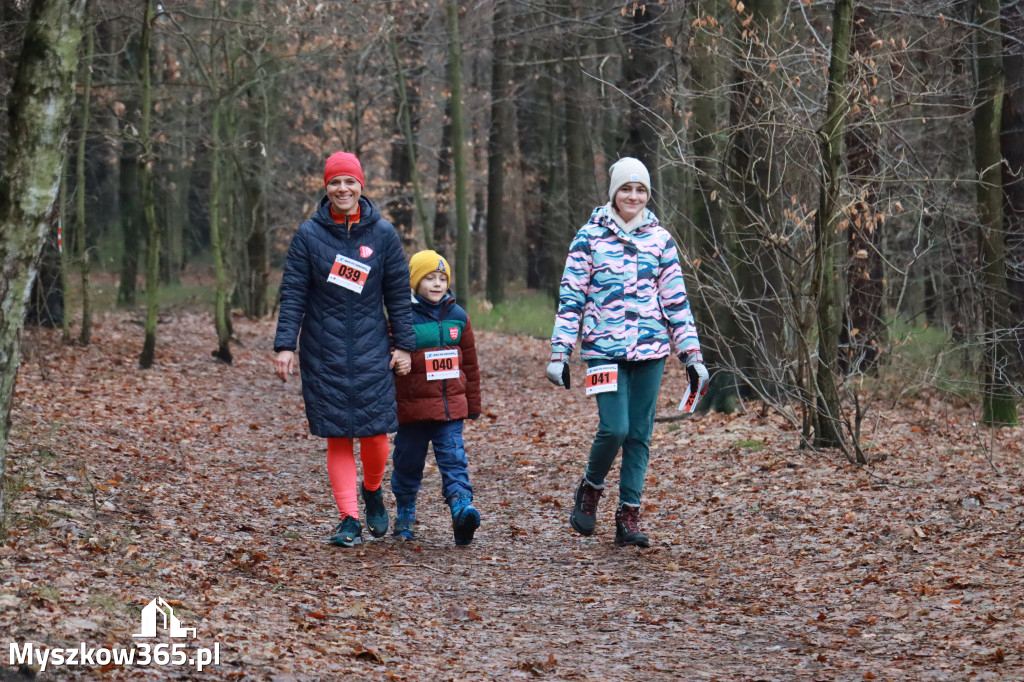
left=569, top=477, right=603, bottom=536
left=614, top=504, right=650, bottom=548
left=361, top=483, right=389, bottom=538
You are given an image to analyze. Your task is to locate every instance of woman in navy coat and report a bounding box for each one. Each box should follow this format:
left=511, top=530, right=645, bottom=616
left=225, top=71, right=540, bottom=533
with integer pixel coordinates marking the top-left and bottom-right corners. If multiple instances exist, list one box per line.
left=274, top=152, right=415, bottom=547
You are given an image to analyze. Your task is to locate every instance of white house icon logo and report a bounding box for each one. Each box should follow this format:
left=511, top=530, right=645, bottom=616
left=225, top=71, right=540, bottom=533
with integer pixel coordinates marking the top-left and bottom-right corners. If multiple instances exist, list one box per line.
left=132, top=598, right=196, bottom=639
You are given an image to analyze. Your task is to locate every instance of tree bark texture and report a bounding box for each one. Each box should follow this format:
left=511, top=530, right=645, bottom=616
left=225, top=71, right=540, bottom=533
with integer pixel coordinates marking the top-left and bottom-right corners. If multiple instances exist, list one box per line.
left=116, top=32, right=143, bottom=309
left=813, top=0, right=854, bottom=452
left=446, top=0, right=471, bottom=305
left=209, top=103, right=233, bottom=363
left=138, top=0, right=161, bottom=369
left=0, top=0, right=86, bottom=534
left=621, top=2, right=662, bottom=175
left=1001, top=1, right=1024, bottom=382
left=388, top=15, right=433, bottom=251
left=711, top=0, right=786, bottom=414
left=839, top=6, right=884, bottom=375
left=485, top=0, right=513, bottom=304
left=974, top=0, right=1017, bottom=426
left=75, top=20, right=94, bottom=345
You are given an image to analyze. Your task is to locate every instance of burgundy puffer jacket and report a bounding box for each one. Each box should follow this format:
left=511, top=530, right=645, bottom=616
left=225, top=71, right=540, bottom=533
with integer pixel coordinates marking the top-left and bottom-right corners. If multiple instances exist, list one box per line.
left=395, top=294, right=481, bottom=423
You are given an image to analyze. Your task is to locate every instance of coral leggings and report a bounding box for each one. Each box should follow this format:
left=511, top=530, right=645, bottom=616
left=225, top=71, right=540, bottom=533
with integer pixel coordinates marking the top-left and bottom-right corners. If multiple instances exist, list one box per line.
left=326, top=434, right=389, bottom=519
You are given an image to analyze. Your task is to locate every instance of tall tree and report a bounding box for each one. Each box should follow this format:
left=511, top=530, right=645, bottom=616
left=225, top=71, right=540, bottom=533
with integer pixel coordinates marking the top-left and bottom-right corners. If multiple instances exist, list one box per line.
left=74, top=18, right=94, bottom=345
left=446, top=0, right=470, bottom=304
left=1001, top=1, right=1024, bottom=386
left=974, top=0, right=1017, bottom=426
left=138, top=0, right=161, bottom=369
left=486, top=0, right=513, bottom=304
left=0, top=0, right=86, bottom=536
left=116, top=25, right=142, bottom=308
left=388, top=5, right=433, bottom=251
left=839, top=6, right=884, bottom=375
left=813, top=0, right=855, bottom=452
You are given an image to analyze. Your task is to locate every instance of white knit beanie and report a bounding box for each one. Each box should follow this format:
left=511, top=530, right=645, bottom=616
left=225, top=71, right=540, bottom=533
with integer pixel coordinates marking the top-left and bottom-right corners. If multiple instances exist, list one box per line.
left=608, top=157, right=652, bottom=202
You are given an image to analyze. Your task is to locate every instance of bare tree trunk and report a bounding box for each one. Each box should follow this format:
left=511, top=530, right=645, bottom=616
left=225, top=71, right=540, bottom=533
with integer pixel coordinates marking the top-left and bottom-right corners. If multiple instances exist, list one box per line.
left=446, top=0, right=470, bottom=304
left=711, top=0, right=785, bottom=414
left=209, top=103, right=233, bottom=363
left=59, top=166, right=71, bottom=343
left=621, top=1, right=661, bottom=172
left=388, top=9, right=432, bottom=251
left=0, top=0, right=86, bottom=539
left=1001, top=2, right=1024, bottom=385
left=486, top=0, right=513, bottom=304
left=840, top=6, right=884, bottom=375
left=974, top=0, right=1017, bottom=426
left=117, top=28, right=143, bottom=309
left=138, top=0, right=161, bottom=369
left=117, top=147, right=141, bottom=308
left=813, top=0, right=854, bottom=453
left=75, top=19, right=93, bottom=346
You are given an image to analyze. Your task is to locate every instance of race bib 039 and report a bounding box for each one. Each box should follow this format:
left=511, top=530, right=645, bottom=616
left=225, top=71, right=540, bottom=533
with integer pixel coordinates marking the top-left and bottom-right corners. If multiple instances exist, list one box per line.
left=327, top=254, right=371, bottom=294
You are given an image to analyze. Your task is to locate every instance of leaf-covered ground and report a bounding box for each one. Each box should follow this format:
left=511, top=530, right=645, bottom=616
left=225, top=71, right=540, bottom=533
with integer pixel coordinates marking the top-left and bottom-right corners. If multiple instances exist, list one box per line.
left=2, top=312, right=1022, bottom=680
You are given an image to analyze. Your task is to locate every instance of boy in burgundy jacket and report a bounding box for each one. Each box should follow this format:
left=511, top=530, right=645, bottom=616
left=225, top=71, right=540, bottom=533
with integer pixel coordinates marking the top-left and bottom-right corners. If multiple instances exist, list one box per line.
left=391, top=250, right=482, bottom=545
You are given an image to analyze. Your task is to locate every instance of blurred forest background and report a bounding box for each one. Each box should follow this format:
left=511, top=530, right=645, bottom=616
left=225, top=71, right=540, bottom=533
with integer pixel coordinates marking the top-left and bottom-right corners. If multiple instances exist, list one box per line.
left=1, top=0, right=1022, bottom=469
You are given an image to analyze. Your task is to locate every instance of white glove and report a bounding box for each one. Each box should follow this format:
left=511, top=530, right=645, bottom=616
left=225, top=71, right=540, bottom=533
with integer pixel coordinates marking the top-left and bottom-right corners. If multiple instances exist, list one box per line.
left=546, top=361, right=566, bottom=386
left=686, top=361, right=709, bottom=395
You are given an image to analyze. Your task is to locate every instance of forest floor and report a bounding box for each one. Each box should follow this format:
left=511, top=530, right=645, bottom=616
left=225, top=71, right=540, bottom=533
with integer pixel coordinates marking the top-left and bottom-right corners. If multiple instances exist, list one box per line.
left=2, top=311, right=1023, bottom=681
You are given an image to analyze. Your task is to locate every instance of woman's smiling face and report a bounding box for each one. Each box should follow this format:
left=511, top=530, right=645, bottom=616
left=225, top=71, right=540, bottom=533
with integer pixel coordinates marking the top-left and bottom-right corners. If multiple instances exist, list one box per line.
left=326, top=175, right=361, bottom=215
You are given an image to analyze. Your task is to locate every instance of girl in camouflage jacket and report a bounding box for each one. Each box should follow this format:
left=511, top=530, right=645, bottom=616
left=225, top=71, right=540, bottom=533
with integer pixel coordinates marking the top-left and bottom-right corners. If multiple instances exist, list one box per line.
left=546, top=157, right=708, bottom=548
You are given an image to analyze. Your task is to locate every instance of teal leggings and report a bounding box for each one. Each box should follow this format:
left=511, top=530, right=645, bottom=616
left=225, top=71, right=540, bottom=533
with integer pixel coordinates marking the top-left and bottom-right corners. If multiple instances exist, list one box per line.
left=584, top=357, right=666, bottom=507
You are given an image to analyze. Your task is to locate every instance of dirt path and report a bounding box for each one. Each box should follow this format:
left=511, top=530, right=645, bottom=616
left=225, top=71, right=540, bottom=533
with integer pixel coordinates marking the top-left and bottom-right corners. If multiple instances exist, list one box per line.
left=2, top=313, right=1022, bottom=680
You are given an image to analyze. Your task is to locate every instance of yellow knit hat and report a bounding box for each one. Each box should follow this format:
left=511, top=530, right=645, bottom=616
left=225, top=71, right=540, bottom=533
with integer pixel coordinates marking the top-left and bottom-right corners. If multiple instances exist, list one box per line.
left=409, top=250, right=452, bottom=291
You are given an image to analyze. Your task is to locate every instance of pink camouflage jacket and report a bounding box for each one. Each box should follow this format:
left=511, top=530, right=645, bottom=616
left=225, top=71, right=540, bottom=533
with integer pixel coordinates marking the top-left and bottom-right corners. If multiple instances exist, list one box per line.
left=550, top=204, right=703, bottom=363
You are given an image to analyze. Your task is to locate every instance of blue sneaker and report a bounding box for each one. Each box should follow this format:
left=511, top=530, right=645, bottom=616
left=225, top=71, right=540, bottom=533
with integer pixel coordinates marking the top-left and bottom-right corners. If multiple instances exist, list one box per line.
left=448, top=494, right=480, bottom=546
left=361, top=483, right=389, bottom=538
left=328, top=516, right=362, bottom=547
left=393, top=501, right=416, bottom=541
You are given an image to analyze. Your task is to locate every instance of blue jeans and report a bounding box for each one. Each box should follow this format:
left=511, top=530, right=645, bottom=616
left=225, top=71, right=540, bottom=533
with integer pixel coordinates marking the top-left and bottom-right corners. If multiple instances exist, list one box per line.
left=585, top=358, right=666, bottom=507
left=391, top=420, right=473, bottom=505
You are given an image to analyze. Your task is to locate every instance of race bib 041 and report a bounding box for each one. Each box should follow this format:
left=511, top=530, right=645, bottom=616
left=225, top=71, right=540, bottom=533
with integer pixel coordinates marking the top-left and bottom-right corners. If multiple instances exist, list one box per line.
left=327, top=254, right=371, bottom=294
left=585, top=364, right=619, bottom=395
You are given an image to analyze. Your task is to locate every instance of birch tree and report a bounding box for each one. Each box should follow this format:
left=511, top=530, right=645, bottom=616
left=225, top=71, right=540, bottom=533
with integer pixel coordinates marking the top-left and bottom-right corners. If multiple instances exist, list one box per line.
left=0, top=0, right=86, bottom=536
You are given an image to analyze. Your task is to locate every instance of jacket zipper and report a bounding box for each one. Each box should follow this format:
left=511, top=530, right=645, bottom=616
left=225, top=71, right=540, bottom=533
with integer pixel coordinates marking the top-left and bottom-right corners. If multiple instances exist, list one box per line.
left=436, top=301, right=451, bottom=421
left=345, top=218, right=355, bottom=436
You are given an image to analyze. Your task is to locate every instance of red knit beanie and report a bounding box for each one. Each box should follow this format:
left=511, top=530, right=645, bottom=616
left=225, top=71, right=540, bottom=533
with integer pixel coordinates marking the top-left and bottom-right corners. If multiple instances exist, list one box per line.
left=323, top=151, right=365, bottom=187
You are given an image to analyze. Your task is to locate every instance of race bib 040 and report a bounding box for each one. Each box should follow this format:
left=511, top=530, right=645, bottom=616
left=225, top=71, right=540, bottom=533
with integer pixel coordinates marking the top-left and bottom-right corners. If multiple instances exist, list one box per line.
left=425, top=349, right=460, bottom=380
left=327, top=254, right=371, bottom=294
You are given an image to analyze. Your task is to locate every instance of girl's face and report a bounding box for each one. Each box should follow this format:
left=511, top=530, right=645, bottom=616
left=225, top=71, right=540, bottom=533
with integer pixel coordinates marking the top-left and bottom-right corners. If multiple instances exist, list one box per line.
left=614, top=182, right=649, bottom=222
left=417, top=271, right=449, bottom=303
left=326, top=175, right=362, bottom=215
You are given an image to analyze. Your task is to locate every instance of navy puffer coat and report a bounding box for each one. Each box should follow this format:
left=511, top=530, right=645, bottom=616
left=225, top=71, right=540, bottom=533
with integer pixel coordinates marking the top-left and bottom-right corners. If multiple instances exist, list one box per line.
left=274, top=195, right=415, bottom=438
